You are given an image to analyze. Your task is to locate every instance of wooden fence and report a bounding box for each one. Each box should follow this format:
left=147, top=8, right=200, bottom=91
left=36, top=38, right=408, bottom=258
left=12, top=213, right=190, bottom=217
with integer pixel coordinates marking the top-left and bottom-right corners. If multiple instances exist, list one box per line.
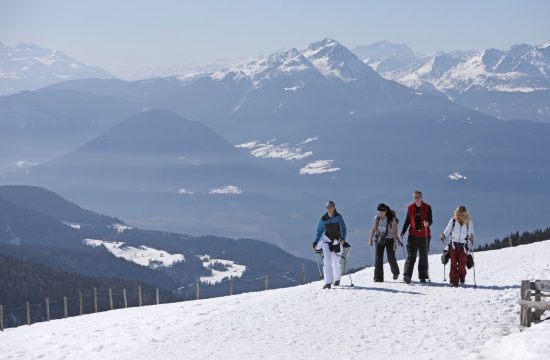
left=518, top=280, right=550, bottom=327
left=1, top=263, right=311, bottom=331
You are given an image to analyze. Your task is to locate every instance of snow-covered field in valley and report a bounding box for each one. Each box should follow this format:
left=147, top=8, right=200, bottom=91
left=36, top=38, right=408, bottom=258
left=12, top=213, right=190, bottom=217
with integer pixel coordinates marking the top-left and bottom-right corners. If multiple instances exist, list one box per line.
left=2, top=241, right=549, bottom=360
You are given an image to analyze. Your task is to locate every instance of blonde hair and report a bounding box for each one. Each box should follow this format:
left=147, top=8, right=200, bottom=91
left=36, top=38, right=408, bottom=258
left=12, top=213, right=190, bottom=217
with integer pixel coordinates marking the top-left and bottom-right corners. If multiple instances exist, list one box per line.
left=454, top=205, right=471, bottom=225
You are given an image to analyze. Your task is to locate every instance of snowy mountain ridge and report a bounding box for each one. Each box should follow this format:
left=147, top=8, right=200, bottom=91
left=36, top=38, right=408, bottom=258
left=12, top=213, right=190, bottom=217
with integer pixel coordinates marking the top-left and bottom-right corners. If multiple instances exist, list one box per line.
left=2, top=240, right=549, bottom=359
left=381, top=42, right=550, bottom=94
left=0, top=41, right=114, bottom=95
left=176, top=38, right=382, bottom=87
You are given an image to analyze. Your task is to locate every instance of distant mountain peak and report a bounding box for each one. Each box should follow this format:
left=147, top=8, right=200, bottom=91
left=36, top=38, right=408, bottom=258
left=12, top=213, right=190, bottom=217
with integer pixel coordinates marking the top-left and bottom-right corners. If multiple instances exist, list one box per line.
left=303, top=38, right=377, bottom=81
left=0, top=41, right=115, bottom=96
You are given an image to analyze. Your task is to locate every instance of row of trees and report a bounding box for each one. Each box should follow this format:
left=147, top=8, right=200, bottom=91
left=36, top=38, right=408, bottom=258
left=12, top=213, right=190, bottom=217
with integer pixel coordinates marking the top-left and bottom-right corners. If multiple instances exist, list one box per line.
left=474, top=226, right=550, bottom=252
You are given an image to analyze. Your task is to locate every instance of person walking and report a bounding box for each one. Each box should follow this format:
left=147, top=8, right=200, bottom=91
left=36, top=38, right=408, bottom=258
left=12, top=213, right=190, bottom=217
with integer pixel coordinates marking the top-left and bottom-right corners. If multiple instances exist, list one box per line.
left=400, top=190, right=433, bottom=284
left=313, top=200, right=347, bottom=289
left=440, top=206, right=475, bottom=287
left=369, top=203, right=400, bottom=282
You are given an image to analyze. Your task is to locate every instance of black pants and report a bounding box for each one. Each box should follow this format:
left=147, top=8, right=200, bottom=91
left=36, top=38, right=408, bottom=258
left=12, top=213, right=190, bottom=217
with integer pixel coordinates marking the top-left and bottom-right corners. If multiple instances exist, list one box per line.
left=403, top=235, right=430, bottom=281
left=374, top=238, right=400, bottom=281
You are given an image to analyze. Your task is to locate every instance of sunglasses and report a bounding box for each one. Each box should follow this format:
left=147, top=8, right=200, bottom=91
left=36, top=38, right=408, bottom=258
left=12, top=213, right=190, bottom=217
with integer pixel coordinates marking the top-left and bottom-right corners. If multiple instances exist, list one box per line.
left=326, top=206, right=335, bottom=209
left=414, top=196, right=423, bottom=199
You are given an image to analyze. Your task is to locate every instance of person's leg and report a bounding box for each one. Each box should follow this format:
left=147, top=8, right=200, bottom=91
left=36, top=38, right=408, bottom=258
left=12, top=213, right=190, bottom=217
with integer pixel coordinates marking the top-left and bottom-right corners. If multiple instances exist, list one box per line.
left=374, top=242, right=385, bottom=281
left=418, top=235, right=430, bottom=280
left=449, top=247, right=459, bottom=287
left=403, top=236, right=419, bottom=283
left=320, top=242, right=333, bottom=285
left=386, top=239, right=400, bottom=278
left=458, top=249, right=468, bottom=284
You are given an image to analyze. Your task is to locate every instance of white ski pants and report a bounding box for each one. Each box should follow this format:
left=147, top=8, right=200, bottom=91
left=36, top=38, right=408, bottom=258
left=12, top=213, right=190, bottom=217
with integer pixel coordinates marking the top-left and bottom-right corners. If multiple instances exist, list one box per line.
left=316, top=235, right=342, bottom=284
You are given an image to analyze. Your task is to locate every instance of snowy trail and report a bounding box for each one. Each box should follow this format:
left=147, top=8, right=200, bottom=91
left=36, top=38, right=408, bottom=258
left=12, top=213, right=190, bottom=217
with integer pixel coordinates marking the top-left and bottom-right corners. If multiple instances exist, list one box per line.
left=2, top=242, right=549, bottom=360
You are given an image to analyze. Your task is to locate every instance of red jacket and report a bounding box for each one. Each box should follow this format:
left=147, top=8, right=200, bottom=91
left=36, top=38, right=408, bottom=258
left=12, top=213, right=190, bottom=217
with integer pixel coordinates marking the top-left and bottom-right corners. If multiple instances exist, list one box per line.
left=406, top=202, right=432, bottom=238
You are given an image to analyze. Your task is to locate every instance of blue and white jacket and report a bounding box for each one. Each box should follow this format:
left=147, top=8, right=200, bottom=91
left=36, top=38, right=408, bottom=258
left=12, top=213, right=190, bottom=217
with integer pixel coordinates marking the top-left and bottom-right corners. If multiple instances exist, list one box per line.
left=313, top=212, right=347, bottom=247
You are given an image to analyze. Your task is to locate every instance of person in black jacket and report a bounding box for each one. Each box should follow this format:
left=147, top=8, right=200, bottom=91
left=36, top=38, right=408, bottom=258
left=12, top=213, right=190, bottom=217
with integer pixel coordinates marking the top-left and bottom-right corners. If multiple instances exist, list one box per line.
left=313, top=200, right=347, bottom=289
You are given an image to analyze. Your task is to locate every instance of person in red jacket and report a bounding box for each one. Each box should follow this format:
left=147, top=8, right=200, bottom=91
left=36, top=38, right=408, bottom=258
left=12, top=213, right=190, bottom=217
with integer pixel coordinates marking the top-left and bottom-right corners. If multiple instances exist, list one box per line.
left=400, top=190, right=433, bottom=284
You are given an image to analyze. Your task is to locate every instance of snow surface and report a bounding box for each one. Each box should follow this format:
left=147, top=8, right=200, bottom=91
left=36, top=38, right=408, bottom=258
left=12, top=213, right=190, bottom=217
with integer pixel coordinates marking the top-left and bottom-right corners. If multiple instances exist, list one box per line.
left=209, top=185, right=242, bottom=194
left=176, top=188, right=194, bottom=195
left=3, top=241, right=550, bottom=359
left=449, top=172, right=468, bottom=181
left=197, top=255, right=247, bottom=285
left=236, top=139, right=314, bottom=161
left=110, top=223, right=133, bottom=234
left=83, top=239, right=185, bottom=269
left=300, top=160, right=341, bottom=175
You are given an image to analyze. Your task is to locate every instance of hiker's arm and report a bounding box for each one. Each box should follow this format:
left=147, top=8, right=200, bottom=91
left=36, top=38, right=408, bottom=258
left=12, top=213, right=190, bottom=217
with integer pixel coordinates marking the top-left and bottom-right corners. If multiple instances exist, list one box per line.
left=313, top=219, right=324, bottom=247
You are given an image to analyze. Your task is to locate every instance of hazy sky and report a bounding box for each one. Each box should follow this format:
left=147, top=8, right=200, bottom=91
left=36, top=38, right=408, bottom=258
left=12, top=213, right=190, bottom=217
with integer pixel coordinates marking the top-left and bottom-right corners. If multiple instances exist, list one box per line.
left=1, top=0, right=549, bottom=76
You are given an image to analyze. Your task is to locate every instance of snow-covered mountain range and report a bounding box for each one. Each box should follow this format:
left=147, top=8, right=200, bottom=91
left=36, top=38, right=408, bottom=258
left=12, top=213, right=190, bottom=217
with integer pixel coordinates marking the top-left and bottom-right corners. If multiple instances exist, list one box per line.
left=0, top=42, right=114, bottom=95
left=352, top=40, right=550, bottom=122
left=2, top=240, right=549, bottom=359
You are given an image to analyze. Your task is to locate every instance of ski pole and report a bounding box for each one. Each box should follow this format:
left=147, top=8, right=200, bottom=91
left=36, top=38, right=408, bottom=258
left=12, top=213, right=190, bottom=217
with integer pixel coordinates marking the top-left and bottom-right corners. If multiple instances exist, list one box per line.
left=442, top=239, right=447, bottom=282
left=471, top=242, right=477, bottom=289
left=398, top=236, right=406, bottom=259
left=342, top=246, right=354, bottom=287
left=425, top=224, right=430, bottom=282
left=313, top=248, right=323, bottom=279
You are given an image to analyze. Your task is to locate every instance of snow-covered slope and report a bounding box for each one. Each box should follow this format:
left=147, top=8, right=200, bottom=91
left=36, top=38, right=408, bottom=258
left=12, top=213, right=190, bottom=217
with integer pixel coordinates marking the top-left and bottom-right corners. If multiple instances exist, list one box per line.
left=0, top=42, right=114, bottom=95
left=3, top=241, right=549, bottom=360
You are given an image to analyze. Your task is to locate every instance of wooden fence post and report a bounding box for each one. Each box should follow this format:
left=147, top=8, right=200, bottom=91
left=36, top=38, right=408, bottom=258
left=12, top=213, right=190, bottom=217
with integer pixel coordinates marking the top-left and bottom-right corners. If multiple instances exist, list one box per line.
left=301, top=263, right=306, bottom=285
left=534, top=286, right=543, bottom=321
left=138, top=286, right=142, bottom=307
left=123, top=289, right=128, bottom=308
left=520, top=280, right=532, bottom=327
left=79, top=292, right=83, bottom=315
left=196, top=279, right=200, bottom=300
left=109, top=289, right=113, bottom=310
left=63, top=297, right=68, bottom=318
left=230, top=276, right=234, bottom=296
left=156, top=288, right=160, bottom=305
left=45, top=298, right=50, bottom=321
left=265, top=274, right=269, bottom=290
left=0, top=305, right=3, bottom=331
left=93, top=288, right=98, bottom=313
left=26, top=302, right=31, bottom=325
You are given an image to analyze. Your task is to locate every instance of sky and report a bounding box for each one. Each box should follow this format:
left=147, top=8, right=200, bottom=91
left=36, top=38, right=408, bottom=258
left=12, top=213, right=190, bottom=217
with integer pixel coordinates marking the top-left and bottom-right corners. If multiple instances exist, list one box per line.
left=1, top=0, right=549, bottom=76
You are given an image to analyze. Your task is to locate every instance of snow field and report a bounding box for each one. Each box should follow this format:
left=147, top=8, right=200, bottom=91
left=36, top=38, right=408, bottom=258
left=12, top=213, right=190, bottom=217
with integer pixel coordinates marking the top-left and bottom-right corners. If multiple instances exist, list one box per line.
left=2, top=241, right=549, bottom=360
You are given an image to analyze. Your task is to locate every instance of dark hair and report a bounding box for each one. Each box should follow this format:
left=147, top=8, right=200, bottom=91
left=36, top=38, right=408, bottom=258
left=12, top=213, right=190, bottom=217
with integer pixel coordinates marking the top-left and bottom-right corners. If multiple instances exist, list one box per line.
left=377, top=203, right=395, bottom=222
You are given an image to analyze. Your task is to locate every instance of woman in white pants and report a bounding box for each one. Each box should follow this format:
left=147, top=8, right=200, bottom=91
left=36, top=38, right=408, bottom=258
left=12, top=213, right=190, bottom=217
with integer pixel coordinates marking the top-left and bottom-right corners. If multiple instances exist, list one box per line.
left=313, top=200, right=347, bottom=289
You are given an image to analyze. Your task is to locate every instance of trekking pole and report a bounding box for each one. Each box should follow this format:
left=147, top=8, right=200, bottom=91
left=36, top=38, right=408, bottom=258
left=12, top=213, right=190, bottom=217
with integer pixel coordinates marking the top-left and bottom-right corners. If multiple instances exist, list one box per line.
left=342, top=246, right=354, bottom=287
left=471, top=243, right=477, bottom=289
left=313, top=249, right=323, bottom=279
left=425, top=225, right=431, bottom=282
left=442, top=240, right=447, bottom=282
left=398, top=236, right=406, bottom=259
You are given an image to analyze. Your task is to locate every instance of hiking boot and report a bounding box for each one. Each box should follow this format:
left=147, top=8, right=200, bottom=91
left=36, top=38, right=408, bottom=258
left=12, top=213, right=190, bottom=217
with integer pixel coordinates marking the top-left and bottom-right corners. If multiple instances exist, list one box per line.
left=373, top=278, right=383, bottom=282
left=404, top=276, right=411, bottom=284
left=393, top=274, right=399, bottom=280
left=420, top=279, right=426, bottom=283
left=334, top=280, right=340, bottom=286
left=460, top=278, right=465, bottom=284
left=323, top=284, right=332, bottom=289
